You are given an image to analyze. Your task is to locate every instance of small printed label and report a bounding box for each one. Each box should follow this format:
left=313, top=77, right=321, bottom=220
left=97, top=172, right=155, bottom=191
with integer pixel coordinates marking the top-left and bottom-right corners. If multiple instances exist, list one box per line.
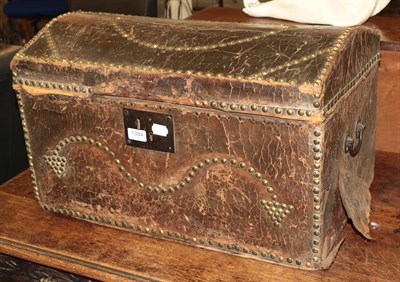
left=127, top=128, right=147, bottom=142
left=152, top=123, right=169, bottom=137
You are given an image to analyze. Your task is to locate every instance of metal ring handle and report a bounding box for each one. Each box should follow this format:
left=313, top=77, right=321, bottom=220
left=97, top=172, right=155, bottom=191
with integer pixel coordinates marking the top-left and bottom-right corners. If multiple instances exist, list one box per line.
left=345, top=121, right=366, bottom=157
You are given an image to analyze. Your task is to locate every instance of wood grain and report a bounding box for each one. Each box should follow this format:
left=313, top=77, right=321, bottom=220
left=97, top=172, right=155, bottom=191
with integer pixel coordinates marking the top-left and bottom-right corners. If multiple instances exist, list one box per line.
left=376, top=50, right=400, bottom=153
left=0, top=151, right=399, bottom=281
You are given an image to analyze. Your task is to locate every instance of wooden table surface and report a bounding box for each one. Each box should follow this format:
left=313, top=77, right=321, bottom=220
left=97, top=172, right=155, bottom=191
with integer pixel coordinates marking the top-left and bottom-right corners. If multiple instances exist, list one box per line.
left=0, top=151, right=399, bottom=282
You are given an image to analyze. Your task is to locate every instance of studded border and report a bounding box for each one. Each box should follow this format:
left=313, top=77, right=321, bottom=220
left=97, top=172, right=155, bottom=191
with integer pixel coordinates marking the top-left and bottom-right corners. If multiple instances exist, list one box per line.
left=15, top=90, right=40, bottom=202
left=42, top=203, right=309, bottom=268
left=13, top=78, right=93, bottom=95
left=113, top=16, right=292, bottom=52
left=310, top=129, right=323, bottom=266
left=12, top=11, right=359, bottom=113
left=194, top=99, right=315, bottom=118
left=14, top=90, right=318, bottom=269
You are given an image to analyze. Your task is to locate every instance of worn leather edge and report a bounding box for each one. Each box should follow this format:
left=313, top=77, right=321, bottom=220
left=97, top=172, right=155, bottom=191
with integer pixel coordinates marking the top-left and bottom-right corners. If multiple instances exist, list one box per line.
left=320, top=237, right=346, bottom=270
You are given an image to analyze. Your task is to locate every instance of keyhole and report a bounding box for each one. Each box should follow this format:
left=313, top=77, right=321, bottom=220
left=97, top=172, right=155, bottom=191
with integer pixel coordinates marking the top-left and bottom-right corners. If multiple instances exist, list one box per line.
left=135, top=118, right=141, bottom=129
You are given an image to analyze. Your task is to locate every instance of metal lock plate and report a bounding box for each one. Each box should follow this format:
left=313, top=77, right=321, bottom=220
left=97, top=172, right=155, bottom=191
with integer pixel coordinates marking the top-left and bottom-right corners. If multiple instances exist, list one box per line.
left=123, top=108, right=174, bottom=153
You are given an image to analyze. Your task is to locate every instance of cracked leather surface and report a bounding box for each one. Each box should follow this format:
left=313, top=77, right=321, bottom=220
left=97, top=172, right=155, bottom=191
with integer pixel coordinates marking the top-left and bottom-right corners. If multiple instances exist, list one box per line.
left=12, top=12, right=380, bottom=112
left=11, top=12, right=380, bottom=270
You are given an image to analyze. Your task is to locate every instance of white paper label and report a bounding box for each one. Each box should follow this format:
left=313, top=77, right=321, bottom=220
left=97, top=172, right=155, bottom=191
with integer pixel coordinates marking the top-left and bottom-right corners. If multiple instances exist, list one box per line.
left=127, top=128, right=147, bottom=142
left=151, top=123, right=169, bottom=137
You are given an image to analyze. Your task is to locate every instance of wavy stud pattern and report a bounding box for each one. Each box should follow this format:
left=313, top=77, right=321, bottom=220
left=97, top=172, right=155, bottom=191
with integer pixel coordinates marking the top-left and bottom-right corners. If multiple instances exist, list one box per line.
left=44, top=135, right=294, bottom=227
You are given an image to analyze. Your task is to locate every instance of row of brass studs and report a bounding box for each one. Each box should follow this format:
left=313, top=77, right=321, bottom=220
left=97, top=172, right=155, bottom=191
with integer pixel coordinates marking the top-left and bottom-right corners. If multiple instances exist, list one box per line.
left=15, top=11, right=352, bottom=105
left=45, top=135, right=291, bottom=226
left=256, top=47, right=332, bottom=80
left=113, top=16, right=290, bottom=52
left=14, top=12, right=71, bottom=60
left=42, top=203, right=306, bottom=267
left=13, top=78, right=93, bottom=94
left=15, top=90, right=40, bottom=202
left=311, top=27, right=354, bottom=109
left=195, top=100, right=314, bottom=118
left=311, top=129, right=323, bottom=266
left=324, top=53, right=380, bottom=112
left=21, top=90, right=306, bottom=266
left=15, top=45, right=330, bottom=89
left=45, top=29, right=60, bottom=59
left=313, top=27, right=352, bottom=88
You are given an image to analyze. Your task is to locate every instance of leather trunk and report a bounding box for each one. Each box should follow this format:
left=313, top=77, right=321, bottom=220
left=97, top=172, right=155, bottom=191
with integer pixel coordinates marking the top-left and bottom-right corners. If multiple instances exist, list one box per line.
left=10, top=12, right=380, bottom=270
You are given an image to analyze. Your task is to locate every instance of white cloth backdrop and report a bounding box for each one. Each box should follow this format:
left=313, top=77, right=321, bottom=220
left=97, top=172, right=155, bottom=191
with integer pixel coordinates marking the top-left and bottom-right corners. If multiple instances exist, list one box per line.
left=165, top=0, right=193, bottom=19
left=243, top=0, right=391, bottom=26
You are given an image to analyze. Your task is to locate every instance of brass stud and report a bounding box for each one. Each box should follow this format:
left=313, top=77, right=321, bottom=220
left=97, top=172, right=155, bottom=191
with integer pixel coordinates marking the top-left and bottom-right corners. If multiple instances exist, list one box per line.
left=287, top=109, right=294, bottom=115
left=262, top=106, right=268, bottom=113
left=211, top=101, right=218, bottom=107
left=254, top=172, right=262, bottom=179
left=287, top=258, right=293, bottom=263
left=247, top=167, right=255, bottom=173
left=250, top=104, right=257, bottom=111
left=313, top=101, right=321, bottom=108
left=313, top=187, right=320, bottom=194
left=240, top=104, right=247, bottom=111
left=275, top=108, right=282, bottom=114
left=313, top=179, right=320, bottom=185
left=230, top=159, right=237, bottom=165
left=220, top=102, right=227, bottom=108
left=195, top=101, right=201, bottom=106
left=306, top=111, right=312, bottom=117
left=239, top=162, right=246, bottom=168
left=262, top=180, right=268, bottom=186
left=230, top=104, right=237, bottom=110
